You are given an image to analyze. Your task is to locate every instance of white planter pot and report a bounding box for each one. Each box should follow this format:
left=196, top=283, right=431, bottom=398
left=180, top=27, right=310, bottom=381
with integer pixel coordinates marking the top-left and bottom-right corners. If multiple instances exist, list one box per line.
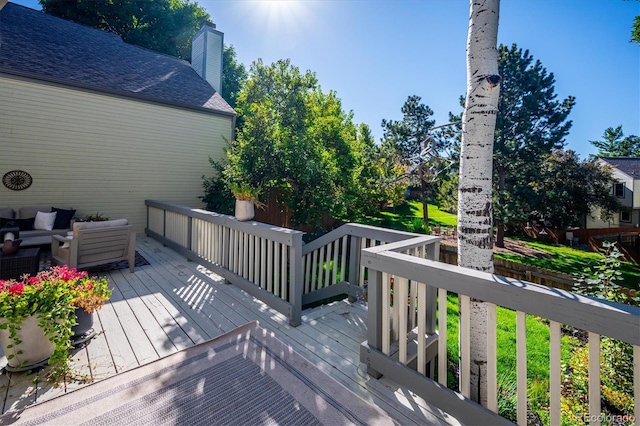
left=235, top=200, right=255, bottom=221
left=0, top=315, right=56, bottom=371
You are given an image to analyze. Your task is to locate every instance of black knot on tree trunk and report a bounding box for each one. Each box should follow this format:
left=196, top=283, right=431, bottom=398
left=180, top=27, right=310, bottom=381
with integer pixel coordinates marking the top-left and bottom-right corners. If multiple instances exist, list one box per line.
left=486, top=74, right=500, bottom=86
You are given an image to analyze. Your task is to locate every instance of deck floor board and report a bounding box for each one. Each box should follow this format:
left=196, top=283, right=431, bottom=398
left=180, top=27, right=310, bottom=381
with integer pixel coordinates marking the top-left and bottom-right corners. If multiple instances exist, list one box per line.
left=0, top=236, right=457, bottom=425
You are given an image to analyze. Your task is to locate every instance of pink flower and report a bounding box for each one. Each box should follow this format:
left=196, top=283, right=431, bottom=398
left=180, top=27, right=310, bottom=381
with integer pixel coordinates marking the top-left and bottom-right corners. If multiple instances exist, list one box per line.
left=8, top=283, right=24, bottom=296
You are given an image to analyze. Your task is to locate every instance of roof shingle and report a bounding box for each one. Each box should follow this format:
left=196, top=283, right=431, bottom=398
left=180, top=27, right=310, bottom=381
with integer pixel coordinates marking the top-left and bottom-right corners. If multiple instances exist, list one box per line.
left=600, top=157, right=640, bottom=178
left=0, top=2, right=234, bottom=115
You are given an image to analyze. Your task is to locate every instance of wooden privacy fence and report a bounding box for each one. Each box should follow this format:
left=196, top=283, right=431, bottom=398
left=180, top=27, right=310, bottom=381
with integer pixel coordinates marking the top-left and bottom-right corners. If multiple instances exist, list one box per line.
left=145, top=201, right=440, bottom=326
left=439, top=244, right=575, bottom=290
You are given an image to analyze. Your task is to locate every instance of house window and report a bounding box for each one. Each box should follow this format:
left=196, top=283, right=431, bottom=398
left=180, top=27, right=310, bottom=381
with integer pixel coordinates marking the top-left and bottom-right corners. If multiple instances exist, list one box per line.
left=620, top=210, right=631, bottom=223
left=613, top=182, right=625, bottom=197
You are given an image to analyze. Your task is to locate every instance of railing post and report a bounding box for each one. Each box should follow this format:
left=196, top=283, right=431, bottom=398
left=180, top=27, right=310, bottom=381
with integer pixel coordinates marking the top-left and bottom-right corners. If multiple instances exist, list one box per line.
left=187, top=216, right=192, bottom=252
left=289, top=232, right=303, bottom=326
left=348, top=235, right=361, bottom=286
left=425, top=242, right=440, bottom=334
left=365, top=268, right=383, bottom=379
left=162, top=209, right=167, bottom=238
left=222, top=225, right=230, bottom=281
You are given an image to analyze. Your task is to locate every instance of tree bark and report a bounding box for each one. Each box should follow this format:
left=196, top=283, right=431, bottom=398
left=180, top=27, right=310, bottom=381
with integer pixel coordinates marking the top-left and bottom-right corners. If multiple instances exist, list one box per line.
left=421, top=170, right=430, bottom=225
left=496, top=168, right=505, bottom=248
left=457, top=0, right=501, bottom=406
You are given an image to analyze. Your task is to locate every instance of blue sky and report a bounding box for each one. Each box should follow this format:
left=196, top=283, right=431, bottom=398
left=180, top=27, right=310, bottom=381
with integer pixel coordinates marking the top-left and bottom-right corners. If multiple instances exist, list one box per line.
left=11, top=0, right=640, bottom=158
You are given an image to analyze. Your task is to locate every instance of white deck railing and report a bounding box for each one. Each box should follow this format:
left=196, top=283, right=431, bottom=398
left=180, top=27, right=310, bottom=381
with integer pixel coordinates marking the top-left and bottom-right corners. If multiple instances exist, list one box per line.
left=360, top=240, right=640, bottom=426
left=146, top=200, right=305, bottom=324
left=145, top=202, right=440, bottom=326
left=299, top=223, right=441, bottom=307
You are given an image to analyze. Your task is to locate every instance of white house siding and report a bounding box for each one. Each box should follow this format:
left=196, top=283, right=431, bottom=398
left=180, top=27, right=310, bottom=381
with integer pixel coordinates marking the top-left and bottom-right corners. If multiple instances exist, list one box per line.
left=611, top=168, right=634, bottom=209
left=0, top=76, right=233, bottom=233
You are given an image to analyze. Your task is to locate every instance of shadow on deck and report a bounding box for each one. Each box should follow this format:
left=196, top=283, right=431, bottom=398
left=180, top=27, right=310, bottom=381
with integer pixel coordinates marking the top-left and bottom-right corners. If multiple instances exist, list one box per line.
left=0, top=236, right=458, bottom=425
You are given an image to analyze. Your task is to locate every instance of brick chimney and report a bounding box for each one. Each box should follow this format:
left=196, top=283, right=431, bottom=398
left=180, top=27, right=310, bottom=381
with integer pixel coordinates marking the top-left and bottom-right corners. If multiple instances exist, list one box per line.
left=191, top=22, right=223, bottom=94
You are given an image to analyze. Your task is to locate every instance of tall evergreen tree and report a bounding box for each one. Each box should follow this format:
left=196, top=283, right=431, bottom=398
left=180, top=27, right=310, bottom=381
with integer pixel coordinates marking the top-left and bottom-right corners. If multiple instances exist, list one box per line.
left=381, top=95, right=438, bottom=223
left=494, top=44, right=575, bottom=247
left=590, top=126, right=640, bottom=157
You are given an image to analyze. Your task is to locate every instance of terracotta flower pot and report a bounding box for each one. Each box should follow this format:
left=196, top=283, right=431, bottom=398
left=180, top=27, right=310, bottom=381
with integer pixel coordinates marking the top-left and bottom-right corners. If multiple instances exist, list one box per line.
left=0, top=315, right=55, bottom=371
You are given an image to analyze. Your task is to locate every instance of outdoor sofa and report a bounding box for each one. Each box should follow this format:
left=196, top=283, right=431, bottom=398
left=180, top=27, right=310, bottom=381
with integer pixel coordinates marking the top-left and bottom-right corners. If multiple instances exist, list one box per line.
left=0, top=206, right=75, bottom=246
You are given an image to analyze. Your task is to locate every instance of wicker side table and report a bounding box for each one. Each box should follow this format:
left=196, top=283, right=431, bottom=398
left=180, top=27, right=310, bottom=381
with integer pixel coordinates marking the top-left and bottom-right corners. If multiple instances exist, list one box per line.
left=0, top=247, right=40, bottom=280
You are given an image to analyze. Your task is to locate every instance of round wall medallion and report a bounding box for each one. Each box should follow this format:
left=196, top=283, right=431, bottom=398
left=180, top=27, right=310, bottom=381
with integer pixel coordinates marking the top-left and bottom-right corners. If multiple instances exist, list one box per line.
left=2, top=170, right=33, bottom=191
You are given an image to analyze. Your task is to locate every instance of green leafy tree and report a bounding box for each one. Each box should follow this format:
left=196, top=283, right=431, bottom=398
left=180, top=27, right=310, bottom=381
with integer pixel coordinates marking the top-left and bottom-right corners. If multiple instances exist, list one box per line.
left=360, top=126, right=408, bottom=210
left=201, top=153, right=235, bottom=215
left=381, top=95, right=442, bottom=224
left=590, top=125, right=640, bottom=157
left=632, top=15, right=640, bottom=44
left=531, top=150, right=619, bottom=228
left=222, top=45, right=247, bottom=109
left=39, top=0, right=209, bottom=60
left=432, top=112, right=462, bottom=213
left=224, top=59, right=388, bottom=229
left=493, top=44, right=575, bottom=246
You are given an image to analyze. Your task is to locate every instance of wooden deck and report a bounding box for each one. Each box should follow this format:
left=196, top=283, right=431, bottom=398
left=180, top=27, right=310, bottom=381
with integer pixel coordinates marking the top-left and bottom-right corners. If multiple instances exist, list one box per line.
left=0, top=236, right=458, bottom=425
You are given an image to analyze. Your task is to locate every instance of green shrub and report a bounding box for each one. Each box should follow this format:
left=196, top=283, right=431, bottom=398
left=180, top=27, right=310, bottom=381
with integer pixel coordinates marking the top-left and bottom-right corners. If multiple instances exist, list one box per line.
left=568, top=241, right=637, bottom=423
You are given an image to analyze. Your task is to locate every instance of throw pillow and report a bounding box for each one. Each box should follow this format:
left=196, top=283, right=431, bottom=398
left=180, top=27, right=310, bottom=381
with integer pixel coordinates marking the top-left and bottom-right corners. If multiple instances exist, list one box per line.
left=13, top=217, right=35, bottom=231
left=52, top=207, right=76, bottom=229
left=34, top=211, right=57, bottom=231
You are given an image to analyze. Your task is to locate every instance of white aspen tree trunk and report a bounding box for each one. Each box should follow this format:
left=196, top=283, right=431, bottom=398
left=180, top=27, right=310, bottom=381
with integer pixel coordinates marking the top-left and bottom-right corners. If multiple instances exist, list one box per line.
left=458, top=0, right=501, bottom=406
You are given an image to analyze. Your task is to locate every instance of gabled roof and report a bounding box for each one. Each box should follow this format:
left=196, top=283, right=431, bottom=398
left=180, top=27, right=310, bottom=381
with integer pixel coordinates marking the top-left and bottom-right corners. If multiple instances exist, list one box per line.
left=599, top=157, right=640, bottom=178
left=0, top=2, right=234, bottom=116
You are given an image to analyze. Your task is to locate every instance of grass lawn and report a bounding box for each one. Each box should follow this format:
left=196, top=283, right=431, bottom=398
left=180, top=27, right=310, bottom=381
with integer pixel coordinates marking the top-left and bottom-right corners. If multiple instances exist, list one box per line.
left=368, top=200, right=639, bottom=289
left=496, top=235, right=640, bottom=289
left=366, top=200, right=457, bottom=230
left=442, top=293, right=587, bottom=424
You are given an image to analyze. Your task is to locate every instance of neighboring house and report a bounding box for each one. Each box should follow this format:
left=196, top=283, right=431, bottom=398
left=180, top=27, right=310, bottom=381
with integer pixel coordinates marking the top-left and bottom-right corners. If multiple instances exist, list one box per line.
left=0, top=1, right=235, bottom=233
left=586, top=157, right=640, bottom=228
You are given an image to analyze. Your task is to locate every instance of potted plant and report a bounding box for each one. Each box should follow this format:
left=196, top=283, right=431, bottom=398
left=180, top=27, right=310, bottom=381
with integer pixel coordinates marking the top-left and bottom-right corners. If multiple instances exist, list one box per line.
left=0, top=266, right=111, bottom=380
left=230, top=182, right=262, bottom=221
left=69, top=269, right=111, bottom=346
left=76, top=211, right=109, bottom=222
